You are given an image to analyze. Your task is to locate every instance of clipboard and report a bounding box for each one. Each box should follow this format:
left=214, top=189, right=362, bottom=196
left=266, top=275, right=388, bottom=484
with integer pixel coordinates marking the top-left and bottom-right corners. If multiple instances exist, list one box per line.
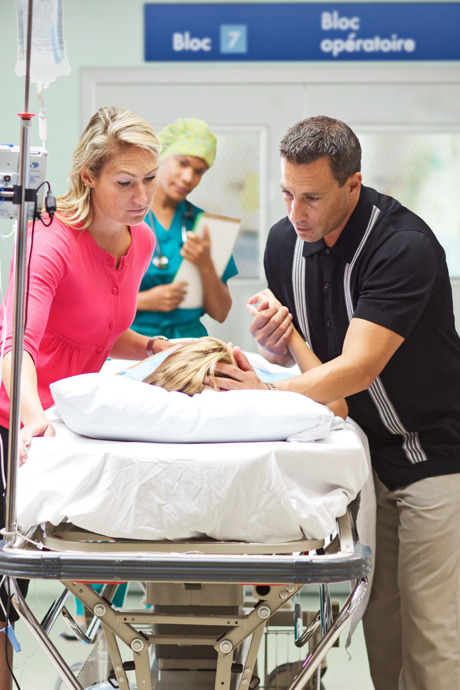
left=175, top=212, right=241, bottom=309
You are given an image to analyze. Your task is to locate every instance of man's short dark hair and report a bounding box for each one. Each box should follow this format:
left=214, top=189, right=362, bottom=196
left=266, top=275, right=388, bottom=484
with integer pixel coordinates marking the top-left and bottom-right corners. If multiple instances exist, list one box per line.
left=279, top=116, right=362, bottom=186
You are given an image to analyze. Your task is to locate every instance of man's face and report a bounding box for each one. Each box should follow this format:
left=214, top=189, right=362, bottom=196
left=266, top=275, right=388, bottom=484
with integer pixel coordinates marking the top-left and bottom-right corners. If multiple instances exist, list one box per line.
left=280, top=156, right=362, bottom=247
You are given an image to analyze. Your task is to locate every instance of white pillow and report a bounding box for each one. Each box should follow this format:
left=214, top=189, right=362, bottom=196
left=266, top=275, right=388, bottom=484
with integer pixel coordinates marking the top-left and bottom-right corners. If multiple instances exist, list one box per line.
left=50, top=373, right=333, bottom=443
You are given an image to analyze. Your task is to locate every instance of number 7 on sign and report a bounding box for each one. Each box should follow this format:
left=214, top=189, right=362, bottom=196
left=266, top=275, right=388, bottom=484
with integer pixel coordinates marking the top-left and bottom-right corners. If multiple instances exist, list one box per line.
left=220, top=25, right=248, bottom=54
left=228, top=31, right=242, bottom=49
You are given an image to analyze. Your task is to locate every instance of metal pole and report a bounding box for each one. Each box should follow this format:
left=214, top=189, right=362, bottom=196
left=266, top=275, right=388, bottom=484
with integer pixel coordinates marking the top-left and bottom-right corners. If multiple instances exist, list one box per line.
left=287, top=578, right=368, bottom=690
left=5, top=0, right=35, bottom=540
left=11, top=580, right=84, bottom=690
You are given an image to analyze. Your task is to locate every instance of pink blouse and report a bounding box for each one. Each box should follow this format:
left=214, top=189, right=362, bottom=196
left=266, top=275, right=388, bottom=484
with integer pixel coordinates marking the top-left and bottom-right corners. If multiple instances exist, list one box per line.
left=0, top=218, right=154, bottom=427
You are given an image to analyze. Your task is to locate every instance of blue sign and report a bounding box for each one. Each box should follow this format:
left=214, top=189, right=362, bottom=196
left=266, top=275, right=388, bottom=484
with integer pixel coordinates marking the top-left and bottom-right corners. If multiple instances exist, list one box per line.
left=220, top=25, right=248, bottom=54
left=144, top=3, right=460, bottom=62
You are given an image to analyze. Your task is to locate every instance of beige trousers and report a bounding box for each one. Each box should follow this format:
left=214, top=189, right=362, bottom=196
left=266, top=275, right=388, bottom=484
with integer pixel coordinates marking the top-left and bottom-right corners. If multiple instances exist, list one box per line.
left=363, top=472, right=460, bottom=690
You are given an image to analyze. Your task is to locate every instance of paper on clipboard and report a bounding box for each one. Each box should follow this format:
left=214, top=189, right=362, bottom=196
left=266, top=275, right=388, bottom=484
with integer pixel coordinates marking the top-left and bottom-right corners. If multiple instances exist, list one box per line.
left=175, top=212, right=240, bottom=309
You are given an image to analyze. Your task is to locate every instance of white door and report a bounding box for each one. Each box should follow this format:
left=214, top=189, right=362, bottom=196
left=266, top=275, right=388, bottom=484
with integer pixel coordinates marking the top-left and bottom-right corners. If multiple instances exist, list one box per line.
left=82, top=67, right=460, bottom=348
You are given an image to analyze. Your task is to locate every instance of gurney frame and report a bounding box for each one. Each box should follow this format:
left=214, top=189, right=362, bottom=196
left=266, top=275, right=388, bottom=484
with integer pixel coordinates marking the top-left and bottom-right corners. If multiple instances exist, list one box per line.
left=0, top=511, right=370, bottom=690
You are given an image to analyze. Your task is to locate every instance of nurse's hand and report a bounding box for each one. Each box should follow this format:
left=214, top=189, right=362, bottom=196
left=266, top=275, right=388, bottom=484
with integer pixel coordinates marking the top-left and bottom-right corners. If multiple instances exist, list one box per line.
left=181, top=227, right=213, bottom=270
left=19, top=417, right=55, bottom=466
left=208, top=346, right=268, bottom=391
left=138, top=282, right=188, bottom=312
left=247, top=290, right=294, bottom=364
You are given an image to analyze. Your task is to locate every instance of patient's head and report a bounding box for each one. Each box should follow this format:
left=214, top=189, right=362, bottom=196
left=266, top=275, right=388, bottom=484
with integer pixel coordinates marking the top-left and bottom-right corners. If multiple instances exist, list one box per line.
left=143, top=337, right=237, bottom=395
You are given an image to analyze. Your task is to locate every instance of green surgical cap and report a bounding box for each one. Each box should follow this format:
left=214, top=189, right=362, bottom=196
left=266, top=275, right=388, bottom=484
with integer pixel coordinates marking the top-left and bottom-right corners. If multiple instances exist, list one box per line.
left=159, top=118, right=217, bottom=168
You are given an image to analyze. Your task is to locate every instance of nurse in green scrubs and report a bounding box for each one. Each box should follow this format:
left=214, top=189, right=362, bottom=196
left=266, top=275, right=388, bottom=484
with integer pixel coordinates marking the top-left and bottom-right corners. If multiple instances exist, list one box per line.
left=132, top=118, right=238, bottom=339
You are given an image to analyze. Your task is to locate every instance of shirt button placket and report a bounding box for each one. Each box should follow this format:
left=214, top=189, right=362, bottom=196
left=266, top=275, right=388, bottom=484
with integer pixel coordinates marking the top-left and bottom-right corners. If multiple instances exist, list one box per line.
left=322, top=248, right=335, bottom=356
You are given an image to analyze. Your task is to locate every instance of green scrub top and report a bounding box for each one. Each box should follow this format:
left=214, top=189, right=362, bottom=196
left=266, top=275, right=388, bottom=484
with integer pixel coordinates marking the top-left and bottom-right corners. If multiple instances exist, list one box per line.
left=132, top=200, right=238, bottom=339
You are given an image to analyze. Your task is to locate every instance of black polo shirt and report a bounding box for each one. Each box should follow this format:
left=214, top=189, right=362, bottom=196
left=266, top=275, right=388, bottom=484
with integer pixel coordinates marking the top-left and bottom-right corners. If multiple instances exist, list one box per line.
left=265, top=185, right=460, bottom=490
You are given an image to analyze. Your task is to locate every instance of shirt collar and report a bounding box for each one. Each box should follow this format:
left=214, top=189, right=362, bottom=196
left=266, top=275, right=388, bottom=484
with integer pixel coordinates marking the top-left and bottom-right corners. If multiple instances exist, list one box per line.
left=301, top=185, right=375, bottom=262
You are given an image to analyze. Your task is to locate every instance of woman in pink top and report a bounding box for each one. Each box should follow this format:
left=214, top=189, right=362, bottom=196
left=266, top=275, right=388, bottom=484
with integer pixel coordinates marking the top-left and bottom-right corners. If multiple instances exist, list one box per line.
left=0, top=106, right=171, bottom=689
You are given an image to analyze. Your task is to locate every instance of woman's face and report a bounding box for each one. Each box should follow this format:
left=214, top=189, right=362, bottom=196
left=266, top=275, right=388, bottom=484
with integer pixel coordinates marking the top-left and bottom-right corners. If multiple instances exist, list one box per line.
left=83, top=146, right=159, bottom=230
left=158, top=155, right=209, bottom=202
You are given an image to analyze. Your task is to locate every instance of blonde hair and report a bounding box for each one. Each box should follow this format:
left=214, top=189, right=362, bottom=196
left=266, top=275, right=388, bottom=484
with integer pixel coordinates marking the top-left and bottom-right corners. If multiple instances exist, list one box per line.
left=143, top=337, right=237, bottom=395
left=56, top=106, right=161, bottom=229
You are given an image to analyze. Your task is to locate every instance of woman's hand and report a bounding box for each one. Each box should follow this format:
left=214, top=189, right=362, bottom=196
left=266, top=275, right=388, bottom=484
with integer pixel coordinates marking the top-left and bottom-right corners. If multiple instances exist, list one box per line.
left=208, top=346, right=267, bottom=391
left=247, top=288, right=282, bottom=314
left=180, top=226, right=232, bottom=323
left=137, top=282, right=188, bottom=312
left=1, top=351, right=56, bottom=465
left=246, top=290, right=294, bottom=364
left=153, top=337, right=177, bottom=355
left=181, top=227, right=213, bottom=270
left=19, top=416, right=55, bottom=466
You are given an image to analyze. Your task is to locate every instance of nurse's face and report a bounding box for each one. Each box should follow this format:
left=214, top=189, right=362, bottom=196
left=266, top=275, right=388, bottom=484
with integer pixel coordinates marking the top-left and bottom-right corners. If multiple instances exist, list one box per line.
left=83, top=146, right=159, bottom=230
left=280, top=156, right=362, bottom=247
left=159, top=155, right=209, bottom=202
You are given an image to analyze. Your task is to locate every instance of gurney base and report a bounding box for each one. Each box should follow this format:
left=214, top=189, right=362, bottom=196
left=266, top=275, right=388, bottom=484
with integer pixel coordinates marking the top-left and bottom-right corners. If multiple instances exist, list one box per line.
left=0, top=511, right=371, bottom=690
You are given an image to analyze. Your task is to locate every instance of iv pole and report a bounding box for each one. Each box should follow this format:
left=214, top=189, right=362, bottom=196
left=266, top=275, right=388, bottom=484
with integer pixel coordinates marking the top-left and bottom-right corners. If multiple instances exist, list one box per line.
left=0, top=8, right=86, bottom=689
left=5, top=0, right=35, bottom=542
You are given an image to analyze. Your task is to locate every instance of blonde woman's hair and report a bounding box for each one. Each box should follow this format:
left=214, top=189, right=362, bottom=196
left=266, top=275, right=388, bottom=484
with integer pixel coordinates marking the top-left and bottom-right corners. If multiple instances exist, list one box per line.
left=56, top=106, right=161, bottom=229
left=143, top=337, right=237, bottom=395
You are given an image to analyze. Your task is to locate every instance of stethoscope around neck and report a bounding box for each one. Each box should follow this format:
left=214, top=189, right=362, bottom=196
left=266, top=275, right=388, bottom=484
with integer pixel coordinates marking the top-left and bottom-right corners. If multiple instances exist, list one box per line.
left=149, top=201, right=195, bottom=270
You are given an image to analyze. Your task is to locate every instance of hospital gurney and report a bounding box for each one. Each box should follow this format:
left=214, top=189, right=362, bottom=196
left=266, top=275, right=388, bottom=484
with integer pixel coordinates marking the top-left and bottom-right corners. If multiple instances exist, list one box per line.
left=0, top=404, right=371, bottom=690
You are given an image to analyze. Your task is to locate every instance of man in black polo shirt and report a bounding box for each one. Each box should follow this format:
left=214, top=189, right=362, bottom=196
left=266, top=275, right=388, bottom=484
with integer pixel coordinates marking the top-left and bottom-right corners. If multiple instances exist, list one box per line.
left=214, top=116, right=460, bottom=690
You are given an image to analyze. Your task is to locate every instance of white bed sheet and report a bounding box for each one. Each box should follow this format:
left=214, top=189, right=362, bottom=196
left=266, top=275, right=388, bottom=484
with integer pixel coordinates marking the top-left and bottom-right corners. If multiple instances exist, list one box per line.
left=17, top=411, right=369, bottom=543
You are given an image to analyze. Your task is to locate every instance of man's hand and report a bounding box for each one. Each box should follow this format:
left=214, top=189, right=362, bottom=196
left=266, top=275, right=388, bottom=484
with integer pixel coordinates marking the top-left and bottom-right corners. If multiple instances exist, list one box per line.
left=247, top=289, right=294, bottom=362
left=206, top=346, right=267, bottom=391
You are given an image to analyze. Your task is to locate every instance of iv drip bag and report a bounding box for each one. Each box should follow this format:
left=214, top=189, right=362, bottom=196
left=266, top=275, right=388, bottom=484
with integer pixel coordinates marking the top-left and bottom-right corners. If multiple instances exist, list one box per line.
left=15, top=0, right=71, bottom=91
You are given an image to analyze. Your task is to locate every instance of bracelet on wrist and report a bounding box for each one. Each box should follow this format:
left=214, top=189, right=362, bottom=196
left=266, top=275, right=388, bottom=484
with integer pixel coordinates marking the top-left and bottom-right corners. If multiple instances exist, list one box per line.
left=266, top=381, right=279, bottom=391
left=146, top=335, right=169, bottom=357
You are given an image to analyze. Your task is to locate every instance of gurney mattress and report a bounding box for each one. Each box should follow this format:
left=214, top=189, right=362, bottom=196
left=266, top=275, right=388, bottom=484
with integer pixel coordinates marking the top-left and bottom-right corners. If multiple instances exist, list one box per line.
left=17, top=416, right=368, bottom=543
